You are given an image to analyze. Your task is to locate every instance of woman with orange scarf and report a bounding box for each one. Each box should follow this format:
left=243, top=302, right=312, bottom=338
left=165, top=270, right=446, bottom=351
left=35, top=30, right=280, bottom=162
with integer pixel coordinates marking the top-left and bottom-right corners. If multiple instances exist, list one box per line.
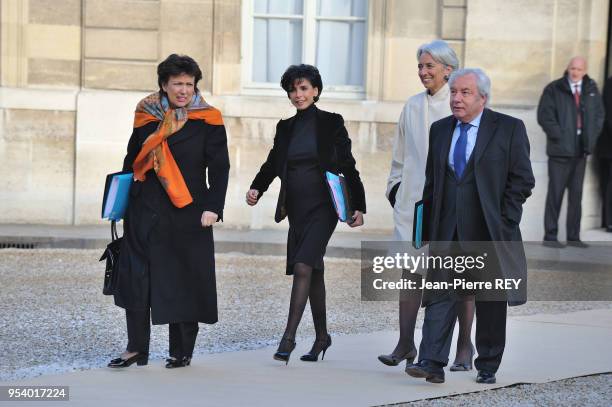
left=108, top=54, right=230, bottom=369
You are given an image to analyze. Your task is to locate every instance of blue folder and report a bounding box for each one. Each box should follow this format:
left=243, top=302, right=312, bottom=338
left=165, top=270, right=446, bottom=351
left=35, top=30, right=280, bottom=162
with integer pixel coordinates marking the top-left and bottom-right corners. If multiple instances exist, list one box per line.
left=325, top=171, right=352, bottom=223
left=412, top=200, right=425, bottom=249
left=101, top=172, right=133, bottom=221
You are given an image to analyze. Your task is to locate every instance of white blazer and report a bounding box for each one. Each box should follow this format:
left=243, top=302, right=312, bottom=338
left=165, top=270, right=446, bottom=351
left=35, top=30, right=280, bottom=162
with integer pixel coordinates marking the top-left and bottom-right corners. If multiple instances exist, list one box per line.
left=386, top=84, right=451, bottom=241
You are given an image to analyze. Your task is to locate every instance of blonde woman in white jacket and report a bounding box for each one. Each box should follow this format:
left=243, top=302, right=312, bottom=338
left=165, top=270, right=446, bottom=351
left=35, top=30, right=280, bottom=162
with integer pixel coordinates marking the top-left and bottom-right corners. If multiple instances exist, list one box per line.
left=378, top=40, right=475, bottom=372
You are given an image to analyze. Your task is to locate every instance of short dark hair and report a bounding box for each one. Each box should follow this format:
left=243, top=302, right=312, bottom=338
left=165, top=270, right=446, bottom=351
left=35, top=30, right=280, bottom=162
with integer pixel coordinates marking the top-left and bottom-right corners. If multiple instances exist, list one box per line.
left=280, top=64, right=323, bottom=102
left=157, top=54, right=203, bottom=93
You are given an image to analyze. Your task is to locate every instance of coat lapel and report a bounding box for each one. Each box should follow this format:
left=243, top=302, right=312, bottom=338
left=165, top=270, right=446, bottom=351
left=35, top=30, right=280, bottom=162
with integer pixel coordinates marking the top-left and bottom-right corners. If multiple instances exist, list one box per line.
left=438, top=116, right=455, bottom=174
left=315, top=106, right=333, bottom=158
left=278, top=106, right=339, bottom=173
left=276, top=116, right=295, bottom=159
left=473, top=108, right=498, bottom=164
left=415, top=92, right=429, bottom=163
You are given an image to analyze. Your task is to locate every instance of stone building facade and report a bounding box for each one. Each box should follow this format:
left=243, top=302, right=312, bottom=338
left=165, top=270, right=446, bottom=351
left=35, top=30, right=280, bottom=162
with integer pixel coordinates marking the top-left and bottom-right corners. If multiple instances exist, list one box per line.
left=0, top=0, right=609, bottom=240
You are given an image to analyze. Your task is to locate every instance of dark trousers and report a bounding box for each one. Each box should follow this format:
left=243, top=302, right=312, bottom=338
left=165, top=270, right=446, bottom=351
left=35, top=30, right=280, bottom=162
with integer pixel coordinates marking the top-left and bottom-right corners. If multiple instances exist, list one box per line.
left=126, top=309, right=199, bottom=358
left=419, top=296, right=507, bottom=373
left=544, top=156, right=587, bottom=241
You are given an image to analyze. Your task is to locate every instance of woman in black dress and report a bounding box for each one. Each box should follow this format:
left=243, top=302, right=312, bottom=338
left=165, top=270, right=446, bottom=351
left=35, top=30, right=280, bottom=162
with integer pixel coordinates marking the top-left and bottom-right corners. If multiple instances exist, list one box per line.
left=108, top=54, right=230, bottom=369
left=247, top=64, right=366, bottom=364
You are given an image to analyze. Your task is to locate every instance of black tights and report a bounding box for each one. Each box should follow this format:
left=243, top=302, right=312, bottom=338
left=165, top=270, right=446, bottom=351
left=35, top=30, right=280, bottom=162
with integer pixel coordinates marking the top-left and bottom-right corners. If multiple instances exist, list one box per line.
left=393, top=288, right=474, bottom=364
left=279, top=263, right=327, bottom=351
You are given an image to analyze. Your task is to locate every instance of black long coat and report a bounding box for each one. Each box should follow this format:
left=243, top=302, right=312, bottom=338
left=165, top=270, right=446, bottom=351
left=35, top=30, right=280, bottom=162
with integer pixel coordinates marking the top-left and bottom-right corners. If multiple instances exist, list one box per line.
left=250, top=105, right=366, bottom=221
left=114, top=120, right=230, bottom=325
left=422, top=109, right=535, bottom=305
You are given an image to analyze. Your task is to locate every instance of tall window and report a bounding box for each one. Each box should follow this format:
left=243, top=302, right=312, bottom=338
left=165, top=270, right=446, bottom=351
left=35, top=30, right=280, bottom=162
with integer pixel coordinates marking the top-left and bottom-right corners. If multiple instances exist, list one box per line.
left=244, top=0, right=368, bottom=97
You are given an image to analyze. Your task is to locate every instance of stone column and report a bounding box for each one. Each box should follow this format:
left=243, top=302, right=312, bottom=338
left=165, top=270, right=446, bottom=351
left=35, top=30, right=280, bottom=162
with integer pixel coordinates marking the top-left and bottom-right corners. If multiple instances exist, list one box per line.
left=1, top=0, right=29, bottom=87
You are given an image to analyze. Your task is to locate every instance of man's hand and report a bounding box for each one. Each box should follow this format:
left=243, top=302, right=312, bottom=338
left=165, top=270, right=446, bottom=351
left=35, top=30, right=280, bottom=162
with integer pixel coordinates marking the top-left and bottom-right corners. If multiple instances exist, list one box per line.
left=348, top=210, right=364, bottom=227
left=201, top=211, right=218, bottom=227
left=246, top=189, right=260, bottom=206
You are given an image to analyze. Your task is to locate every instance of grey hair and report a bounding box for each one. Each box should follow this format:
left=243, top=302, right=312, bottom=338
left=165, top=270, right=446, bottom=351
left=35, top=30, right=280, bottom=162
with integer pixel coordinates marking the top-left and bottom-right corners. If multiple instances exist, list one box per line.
left=416, top=40, right=460, bottom=71
left=448, top=68, right=491, bottom=106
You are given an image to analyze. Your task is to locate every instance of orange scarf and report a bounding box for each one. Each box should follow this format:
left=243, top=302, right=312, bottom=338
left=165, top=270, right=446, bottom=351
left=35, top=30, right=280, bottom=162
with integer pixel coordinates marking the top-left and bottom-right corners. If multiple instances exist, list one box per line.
left=132, top=92, right=223, bottom=208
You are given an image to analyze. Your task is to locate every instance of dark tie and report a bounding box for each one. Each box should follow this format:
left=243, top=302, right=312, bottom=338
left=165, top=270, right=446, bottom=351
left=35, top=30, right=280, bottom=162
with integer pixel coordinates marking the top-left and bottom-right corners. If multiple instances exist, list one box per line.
left=574, top=84, right=582, bottom=130
left=454, top=122, right=471, bottom=178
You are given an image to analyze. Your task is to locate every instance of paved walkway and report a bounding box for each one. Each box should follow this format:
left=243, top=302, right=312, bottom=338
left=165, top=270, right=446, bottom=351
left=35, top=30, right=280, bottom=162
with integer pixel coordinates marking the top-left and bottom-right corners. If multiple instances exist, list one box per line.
left=1, top=309, right=611, bottom=406
left=1, top=225, right=611, bottom=405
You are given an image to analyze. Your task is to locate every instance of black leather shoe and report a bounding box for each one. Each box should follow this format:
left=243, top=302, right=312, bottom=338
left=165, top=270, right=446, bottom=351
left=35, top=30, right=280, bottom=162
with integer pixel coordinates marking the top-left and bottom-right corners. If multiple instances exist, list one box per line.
left=543, top=239, right=565, bottom=248
left=301, top=334, right=332, bottom=362
left=476, top=370, right=496, bottom=384
left=567, top=240, right=589, bottom=248
left=108, top=352, right=148, bottom=368
left=273, top=337, right=296, bottom=365
left=377, top=348, right=417, bottom=367
left=606, top=226, right=612, bottom=233
left=405, top=360, right=445, bottom=383
left=165, top=356, right=191, bottom=369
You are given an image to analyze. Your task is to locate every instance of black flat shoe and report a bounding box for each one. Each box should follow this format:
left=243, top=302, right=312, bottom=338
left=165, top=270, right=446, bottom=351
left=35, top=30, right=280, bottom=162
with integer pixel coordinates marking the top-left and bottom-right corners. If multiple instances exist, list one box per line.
left=543, top=239, right=565, bottom=248
left=300, top=334, right=332, bottom=362
left=165, top=356, right=191, bottom=369
left=405, top=360, right=445, bottom=383
left=566, top=239, right=589, bottom=248
left=476, top=370, right=496, bottom=384
left=450, top=344, right=475, bottom=372
left=377, top=348, right=417, bottom=367
left=108, top=352, right=148, bottom=368
left=273, top=337, right=296, bottom=365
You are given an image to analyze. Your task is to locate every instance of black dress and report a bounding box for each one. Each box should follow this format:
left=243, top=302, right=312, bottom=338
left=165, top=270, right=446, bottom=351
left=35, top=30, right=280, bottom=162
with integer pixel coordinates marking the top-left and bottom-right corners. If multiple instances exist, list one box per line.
left=285, top=105, right=338, bottom=274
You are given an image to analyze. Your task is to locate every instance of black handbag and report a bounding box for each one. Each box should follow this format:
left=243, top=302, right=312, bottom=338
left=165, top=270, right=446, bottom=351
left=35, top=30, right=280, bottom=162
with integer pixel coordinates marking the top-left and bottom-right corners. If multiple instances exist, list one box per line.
left=99, top=220, right=122, bottom=295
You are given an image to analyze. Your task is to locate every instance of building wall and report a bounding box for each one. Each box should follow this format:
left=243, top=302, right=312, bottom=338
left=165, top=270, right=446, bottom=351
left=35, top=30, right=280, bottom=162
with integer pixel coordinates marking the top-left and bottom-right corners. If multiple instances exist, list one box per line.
left=1, top=0, right=81, bottom=224
left=0, top=0, right=609, bottom=240
left=0, top=89, right=77, bottom=224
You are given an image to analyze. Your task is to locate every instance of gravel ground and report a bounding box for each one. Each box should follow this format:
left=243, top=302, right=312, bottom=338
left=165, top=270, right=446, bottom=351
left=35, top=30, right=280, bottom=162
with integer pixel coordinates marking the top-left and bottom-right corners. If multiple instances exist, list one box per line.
left=1, top=249, right=611, bottom=405
left=394, top=373, right=612, bottom=407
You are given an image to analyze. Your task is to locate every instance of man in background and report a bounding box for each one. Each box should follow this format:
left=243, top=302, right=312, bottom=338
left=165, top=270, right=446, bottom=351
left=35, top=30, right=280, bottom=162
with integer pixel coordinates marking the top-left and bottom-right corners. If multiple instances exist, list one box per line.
left=537, top=56, right=604, bottom=248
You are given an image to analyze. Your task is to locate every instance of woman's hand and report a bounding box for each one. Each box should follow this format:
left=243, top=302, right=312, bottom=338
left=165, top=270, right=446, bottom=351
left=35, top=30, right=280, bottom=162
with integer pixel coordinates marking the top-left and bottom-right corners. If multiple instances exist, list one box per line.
left=201, top=211, right=218, bottom=227
left=349, top=210, right=364, bottom=228
left=246, top=189, right=260, bottom=206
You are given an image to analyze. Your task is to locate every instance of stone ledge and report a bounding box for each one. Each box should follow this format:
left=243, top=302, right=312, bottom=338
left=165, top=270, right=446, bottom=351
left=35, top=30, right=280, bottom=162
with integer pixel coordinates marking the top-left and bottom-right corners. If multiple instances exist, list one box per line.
left=0, top=87, right=541, bottom=122
left=0, top=87, right=78, bottom=111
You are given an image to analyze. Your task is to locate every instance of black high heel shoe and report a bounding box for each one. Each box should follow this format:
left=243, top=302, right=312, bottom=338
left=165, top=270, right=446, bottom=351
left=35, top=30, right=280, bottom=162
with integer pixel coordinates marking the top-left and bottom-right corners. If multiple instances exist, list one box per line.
left=108, top=352, right=149, bottom=368
left=377, top=348, right=417, bottom=367
left=273, top=337, right=296, bottom=365
left=300, top=334, right=332, bottom=362
left=165, top=356, right=191, bottom=369
left=450, top=344, right=475, bottom=372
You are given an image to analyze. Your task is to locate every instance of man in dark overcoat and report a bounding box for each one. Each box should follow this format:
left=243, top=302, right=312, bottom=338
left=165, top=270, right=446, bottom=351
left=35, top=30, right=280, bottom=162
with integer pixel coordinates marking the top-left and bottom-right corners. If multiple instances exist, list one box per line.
left=537, top=56, right=604, bottom=247
left=405, top=68, right=535, bottom=384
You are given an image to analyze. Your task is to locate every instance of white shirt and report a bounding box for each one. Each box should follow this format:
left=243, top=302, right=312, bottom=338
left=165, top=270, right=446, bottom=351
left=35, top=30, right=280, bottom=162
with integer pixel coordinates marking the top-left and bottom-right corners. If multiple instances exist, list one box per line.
left=568, top=78, right=582, bottom=94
